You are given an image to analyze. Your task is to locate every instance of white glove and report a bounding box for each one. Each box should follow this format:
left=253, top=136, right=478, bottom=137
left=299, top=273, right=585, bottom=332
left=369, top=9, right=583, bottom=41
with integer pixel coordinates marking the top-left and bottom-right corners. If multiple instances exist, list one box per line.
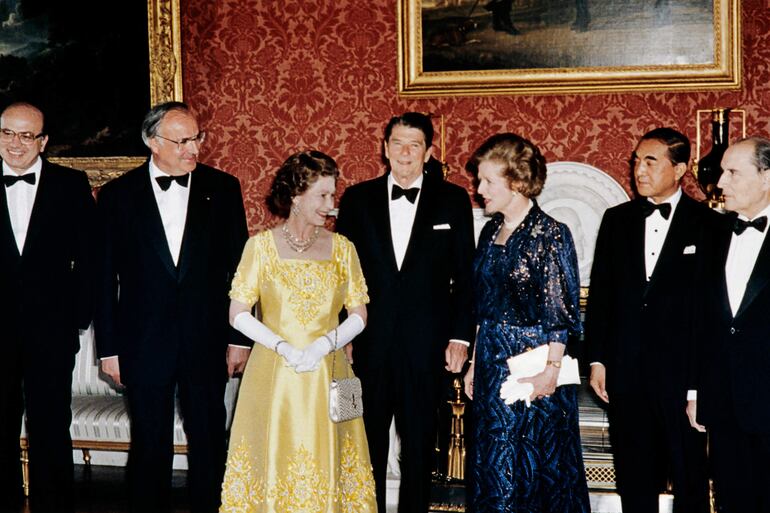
left=276, top=341, right=303, bottom=368
left=233, top=312, right=301, bottom=367
left=294, top=337, right=331, bottom=373
left=500, top=373, right=535, bottom=407
left=294, top=313, right=366, bottom=373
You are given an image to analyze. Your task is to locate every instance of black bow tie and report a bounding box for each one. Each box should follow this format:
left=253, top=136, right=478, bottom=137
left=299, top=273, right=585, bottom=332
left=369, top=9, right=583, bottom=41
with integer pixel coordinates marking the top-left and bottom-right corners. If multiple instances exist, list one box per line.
left=391, top=184, right=420, bottom=203
left=733, top=216, right=768, bottom=235
left=641, top=201, right=672, bottom=220
left=155, top=173, right=189, bottom=191
left=3, top=173, right=36, bottom=187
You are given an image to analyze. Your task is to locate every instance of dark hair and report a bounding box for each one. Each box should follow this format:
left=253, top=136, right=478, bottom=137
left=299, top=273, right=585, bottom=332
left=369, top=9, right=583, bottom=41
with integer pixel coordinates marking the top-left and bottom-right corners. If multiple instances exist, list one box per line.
left=466, top=133, right=547, bottom=198
left=384, top=112, right=434, bottom=148
left=639, top=127, right=691, bottom=166
left=267, top=150, right=340, bottom=218
left=141, top=101, right=191, bottom=146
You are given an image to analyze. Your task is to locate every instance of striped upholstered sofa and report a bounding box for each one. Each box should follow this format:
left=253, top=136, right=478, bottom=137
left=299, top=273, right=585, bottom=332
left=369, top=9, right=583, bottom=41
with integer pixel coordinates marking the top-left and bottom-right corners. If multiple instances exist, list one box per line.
left=19, top=327, right=240, bottom=496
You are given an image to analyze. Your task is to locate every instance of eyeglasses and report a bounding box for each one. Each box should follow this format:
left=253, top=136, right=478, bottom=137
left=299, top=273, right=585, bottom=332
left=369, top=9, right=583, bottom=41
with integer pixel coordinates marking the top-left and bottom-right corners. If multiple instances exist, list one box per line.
left=0, top=128, right=45, bottom=145
left=154, top=131, right=206, bottom=149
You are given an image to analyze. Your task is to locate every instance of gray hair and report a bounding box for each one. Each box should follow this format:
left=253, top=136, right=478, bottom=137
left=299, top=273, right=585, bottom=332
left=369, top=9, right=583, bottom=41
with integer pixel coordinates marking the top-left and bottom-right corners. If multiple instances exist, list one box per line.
left=140, top=101, right=191, bottom=147
left=737, top=136, right=770, bottom=173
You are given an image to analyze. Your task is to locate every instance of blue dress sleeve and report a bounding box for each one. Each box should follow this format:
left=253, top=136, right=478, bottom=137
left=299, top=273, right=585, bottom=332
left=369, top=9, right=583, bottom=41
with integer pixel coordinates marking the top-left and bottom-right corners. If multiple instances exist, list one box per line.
left=539, top=222, right=582, bottom=344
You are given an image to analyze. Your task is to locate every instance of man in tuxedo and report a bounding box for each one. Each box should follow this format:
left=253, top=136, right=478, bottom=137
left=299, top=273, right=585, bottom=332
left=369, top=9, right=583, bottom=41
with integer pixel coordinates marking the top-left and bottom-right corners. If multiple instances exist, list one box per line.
left=687, top=136, right=770, bottom=512
left=586, top=128, right=711, bottom=513
left=336, top=112, right=475, bottom=513
left=0, top=102, right=97, bottom=513
left=96, top=102, right=248, bottom=513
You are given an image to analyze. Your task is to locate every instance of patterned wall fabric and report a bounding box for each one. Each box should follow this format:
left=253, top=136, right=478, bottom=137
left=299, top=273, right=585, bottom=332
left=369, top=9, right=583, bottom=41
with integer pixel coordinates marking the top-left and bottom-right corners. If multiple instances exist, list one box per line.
left=182, top=0, right=770, bottom=232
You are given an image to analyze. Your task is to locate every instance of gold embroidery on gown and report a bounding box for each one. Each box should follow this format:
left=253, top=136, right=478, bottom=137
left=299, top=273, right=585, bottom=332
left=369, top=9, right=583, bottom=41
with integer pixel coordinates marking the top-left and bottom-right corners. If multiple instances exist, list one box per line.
left=221, top=231, right=376, bottom=513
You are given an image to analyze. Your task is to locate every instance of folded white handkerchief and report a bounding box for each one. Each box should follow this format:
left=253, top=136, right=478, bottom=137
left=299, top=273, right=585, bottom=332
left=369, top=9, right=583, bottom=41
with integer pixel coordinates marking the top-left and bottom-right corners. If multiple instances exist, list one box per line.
left=683, top=245, right=696, bottom=255
left=499, top=345, right=581, bottom=407
left=433, top=223, right=451, bottom=230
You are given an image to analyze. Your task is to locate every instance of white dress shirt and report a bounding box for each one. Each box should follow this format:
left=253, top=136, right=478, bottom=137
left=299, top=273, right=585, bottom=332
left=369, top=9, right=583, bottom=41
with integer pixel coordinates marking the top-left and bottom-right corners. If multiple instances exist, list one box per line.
left=149, top=159, right=191, bottom=265
left=3, top=158, right=42, bottom=254
left=388, top=173, right=423, bottom=270
left=724, top=203, right=770, bottom=316
left=592, top=189, right=682, bottom=368
left=689, top=203, right=770, bottom=401
left=644, top=188, right=682, bottom=281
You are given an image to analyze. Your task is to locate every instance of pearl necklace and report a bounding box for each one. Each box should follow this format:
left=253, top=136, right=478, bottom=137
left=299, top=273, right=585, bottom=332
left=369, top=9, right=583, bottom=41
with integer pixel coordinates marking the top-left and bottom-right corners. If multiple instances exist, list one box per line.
left=281, top=223, right=320, bottom=253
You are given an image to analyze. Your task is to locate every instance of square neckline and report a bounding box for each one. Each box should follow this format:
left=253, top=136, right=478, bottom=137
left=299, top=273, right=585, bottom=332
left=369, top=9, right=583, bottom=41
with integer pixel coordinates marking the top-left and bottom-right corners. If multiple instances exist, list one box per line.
left=268, top=229, right=335, bottom=263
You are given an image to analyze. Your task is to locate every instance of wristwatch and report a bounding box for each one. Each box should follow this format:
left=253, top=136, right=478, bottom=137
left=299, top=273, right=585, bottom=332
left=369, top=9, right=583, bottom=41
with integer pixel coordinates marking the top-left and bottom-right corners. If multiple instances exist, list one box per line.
left=546, top=359, right=562, bottom=368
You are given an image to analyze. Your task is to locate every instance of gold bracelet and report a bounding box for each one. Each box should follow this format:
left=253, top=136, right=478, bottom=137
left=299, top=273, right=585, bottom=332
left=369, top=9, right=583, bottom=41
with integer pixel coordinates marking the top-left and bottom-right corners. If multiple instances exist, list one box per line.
left=546, top=359, right=562, bottom=368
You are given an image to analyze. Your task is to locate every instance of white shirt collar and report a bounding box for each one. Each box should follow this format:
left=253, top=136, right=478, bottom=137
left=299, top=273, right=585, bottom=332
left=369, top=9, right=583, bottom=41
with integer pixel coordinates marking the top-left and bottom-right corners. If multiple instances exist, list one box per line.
left=388, top=172, right=424, bottom=192
left=3, top=157, right=42, bottom=178
left=646, top=187, right=682, bottom=208
left=737, top=203, right=770, bottom=231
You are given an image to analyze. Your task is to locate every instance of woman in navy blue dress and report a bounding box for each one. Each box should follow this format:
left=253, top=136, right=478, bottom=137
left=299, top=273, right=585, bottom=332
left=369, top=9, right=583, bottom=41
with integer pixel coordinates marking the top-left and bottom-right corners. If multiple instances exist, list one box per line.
left=464, top=133, right=589, bottom=513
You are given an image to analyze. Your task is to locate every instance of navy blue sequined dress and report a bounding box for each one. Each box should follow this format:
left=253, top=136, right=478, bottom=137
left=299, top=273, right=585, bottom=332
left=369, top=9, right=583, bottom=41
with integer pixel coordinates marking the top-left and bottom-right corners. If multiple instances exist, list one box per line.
left=470, top=204, right=590, bottom=513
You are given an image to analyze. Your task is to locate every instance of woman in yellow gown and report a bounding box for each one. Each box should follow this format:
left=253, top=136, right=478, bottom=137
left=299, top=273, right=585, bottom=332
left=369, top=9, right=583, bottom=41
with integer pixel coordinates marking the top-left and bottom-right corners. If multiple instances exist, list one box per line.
left=220, top=151, right=377, bottom=513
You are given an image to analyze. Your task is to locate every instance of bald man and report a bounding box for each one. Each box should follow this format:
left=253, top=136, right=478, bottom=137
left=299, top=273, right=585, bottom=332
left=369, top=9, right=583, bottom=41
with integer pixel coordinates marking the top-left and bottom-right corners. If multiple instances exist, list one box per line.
left=0, top=102, right=98, bottom=513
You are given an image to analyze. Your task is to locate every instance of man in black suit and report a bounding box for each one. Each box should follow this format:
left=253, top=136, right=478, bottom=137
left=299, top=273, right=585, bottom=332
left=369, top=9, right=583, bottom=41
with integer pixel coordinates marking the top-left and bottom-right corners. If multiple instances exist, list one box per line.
left=586, top=128, right=711, bottom=513
left=336, top=112, right=475, bottom=513
left=95, top=102, right=248, bottom=513
left=687, top=136, right=770, bottom=512
left=0, top=102, right=97, bottom=513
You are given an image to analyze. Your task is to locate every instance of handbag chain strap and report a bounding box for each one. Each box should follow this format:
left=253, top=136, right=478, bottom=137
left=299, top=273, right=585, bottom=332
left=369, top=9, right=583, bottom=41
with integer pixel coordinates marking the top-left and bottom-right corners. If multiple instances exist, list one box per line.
left=329, top=327, right=351, bottom=380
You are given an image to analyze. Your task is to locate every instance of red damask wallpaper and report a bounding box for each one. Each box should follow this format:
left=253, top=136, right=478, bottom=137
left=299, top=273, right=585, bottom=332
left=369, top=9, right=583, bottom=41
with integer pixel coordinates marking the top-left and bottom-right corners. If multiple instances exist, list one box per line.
left=182, top=0, right=770, bottom=232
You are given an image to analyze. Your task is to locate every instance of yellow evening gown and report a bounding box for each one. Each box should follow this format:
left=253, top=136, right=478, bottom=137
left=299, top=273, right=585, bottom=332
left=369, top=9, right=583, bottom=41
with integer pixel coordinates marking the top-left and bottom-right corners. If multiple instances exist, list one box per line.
left=220, top=230, right=377, bottom=513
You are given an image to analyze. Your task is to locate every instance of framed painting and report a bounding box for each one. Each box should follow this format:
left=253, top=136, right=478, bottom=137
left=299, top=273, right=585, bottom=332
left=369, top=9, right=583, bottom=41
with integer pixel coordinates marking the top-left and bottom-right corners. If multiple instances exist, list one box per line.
left=0, top=0, right=182, bottom=186
left=398, top=0, right=740, bottom=97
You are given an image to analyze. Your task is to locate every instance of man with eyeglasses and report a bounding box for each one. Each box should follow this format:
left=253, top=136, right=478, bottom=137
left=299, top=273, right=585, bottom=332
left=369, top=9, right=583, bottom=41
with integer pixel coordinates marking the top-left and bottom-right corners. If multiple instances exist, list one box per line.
left=0, top=102, right=98, bottom=513
left=95, top=101, right=248, bottom=513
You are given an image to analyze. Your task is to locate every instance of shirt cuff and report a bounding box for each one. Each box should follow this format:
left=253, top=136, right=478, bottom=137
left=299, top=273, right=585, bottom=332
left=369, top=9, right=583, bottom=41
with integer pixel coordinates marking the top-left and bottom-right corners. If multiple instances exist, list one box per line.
left=687, top=390, right=697, bottom=401
left=228, top=344, right=252, bottom=350
left=449, top=339, right=470, bottom=347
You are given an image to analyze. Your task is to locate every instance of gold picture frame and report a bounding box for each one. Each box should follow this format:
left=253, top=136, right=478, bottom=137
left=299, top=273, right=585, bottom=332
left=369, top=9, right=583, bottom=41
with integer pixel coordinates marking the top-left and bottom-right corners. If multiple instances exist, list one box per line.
left=398, top=0, right=740, bottom=97
left=50, top=0, right=183, bottom=187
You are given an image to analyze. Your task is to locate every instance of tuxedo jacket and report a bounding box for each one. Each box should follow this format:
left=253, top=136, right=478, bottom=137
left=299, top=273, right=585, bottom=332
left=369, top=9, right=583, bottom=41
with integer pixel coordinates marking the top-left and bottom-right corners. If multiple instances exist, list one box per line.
left=336, top=173, right=476, bottom=377
left=0, top=159, right=97, bottom=355
left=94, top=163, right=248, bottom=386
left=586, top=194, right=716, bottom=400
left=695, top=213, right=770, bottom=434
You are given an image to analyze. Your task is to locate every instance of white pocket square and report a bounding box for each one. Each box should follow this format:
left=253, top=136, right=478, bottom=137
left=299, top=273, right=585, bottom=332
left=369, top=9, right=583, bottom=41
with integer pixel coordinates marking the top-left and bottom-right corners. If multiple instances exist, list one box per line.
left=683, top=245, right=696, bottom=255
left=433, top=223, right=451, bottom=230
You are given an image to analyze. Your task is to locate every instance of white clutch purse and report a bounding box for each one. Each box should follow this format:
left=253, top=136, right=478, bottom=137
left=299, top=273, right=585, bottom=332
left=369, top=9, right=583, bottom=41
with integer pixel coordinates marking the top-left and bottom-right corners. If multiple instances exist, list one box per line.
left=499, top=344, right=580, bottom=407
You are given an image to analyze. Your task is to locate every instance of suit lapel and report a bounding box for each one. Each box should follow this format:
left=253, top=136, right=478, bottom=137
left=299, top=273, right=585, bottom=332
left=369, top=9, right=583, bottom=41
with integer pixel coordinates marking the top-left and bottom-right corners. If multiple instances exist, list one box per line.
left=0, top=175, right=20, bottom=259
left=177, top=167, right=209, bottom=283
left=132, top=166, right=178, bottom=278
left=372, top=175, right=399, bottom=272
left=644, top=196, right=693, bottom=294
left=400, top=174, right=436, bottom=273
left=714, top=227, right=733, bottom=321
left=734, top=228, right=770, bottom=319
left=19, top=163, right=54, bottom=257
left=628, top=201, right=648, bottom=292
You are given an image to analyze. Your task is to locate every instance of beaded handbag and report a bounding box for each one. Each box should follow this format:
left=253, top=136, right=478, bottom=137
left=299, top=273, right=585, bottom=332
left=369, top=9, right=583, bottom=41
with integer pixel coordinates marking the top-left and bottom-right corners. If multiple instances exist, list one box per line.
left=329, top=331, right=364, bottom=423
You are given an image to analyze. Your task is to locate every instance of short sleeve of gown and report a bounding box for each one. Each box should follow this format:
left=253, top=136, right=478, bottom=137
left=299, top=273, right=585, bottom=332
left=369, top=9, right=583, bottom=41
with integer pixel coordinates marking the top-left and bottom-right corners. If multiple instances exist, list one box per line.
left=229, top=233, right=263, bottom=307
left=339, top=235, right=369, bottom=309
